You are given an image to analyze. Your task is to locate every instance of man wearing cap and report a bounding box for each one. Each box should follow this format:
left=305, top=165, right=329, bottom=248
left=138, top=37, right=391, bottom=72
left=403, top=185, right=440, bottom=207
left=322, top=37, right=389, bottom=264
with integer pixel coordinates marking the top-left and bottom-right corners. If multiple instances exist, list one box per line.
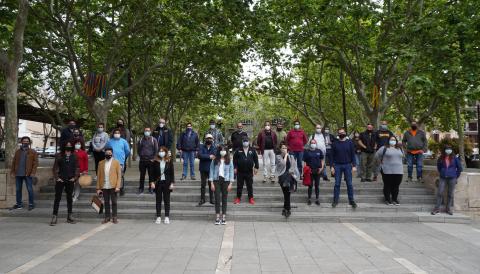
left=206, top=119, right=224, bottom=147
left=198, top=134, right=217, bottom=205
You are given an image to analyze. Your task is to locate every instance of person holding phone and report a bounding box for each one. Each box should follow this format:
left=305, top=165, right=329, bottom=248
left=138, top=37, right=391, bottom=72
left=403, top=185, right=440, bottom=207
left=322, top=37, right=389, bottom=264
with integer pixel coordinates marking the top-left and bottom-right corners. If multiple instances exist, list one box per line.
left=96, top=147, right=122, bottom=224
left=151, top=146, right=175, bottom=224
left=209, top=145, right=234, bottom=225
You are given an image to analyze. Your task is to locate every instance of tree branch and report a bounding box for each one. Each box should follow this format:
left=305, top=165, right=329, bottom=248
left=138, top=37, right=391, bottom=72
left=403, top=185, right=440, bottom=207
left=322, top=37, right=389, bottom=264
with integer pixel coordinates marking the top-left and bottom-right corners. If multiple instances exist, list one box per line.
left=12, top=0, right=29, bottom=68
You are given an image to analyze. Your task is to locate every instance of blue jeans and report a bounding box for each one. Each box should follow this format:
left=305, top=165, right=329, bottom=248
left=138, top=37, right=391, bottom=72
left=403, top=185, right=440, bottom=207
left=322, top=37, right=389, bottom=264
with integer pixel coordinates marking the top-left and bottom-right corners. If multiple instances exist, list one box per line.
left=333, top=164, right=354, bottom=202
left=16, top=176, right=34, bottom=206
left=406, top=153, right=424, bottom=178
left=182, top=151, right=195, bottom=177
left=290, top=151, right=304, bottom=176
left=354, top=152, right=362, bottom=177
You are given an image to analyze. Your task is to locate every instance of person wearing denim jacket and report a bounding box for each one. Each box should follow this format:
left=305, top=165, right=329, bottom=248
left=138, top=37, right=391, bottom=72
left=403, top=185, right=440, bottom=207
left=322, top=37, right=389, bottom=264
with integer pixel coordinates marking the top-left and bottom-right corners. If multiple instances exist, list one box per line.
left=209, top=145, right=234, bottom=225
left=431, top=145, right=463, bottom=216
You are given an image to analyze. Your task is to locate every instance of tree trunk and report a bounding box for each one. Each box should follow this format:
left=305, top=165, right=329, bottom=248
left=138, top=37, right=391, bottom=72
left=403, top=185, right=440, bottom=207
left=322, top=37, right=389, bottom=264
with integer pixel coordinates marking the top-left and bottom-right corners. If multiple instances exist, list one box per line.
left=5, top=72, right=19, bottom=168
left=455, top=98, right=466, bottom=164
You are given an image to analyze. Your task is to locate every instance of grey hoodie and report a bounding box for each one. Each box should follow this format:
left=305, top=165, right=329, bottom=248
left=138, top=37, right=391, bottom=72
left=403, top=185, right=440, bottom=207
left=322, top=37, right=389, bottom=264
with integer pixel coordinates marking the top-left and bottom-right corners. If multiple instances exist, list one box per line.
left=402, top=130, right=427, bottom=152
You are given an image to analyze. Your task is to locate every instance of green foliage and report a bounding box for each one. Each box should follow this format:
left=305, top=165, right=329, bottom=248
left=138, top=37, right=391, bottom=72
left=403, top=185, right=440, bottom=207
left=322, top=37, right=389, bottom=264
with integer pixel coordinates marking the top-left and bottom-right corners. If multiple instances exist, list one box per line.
left=429, top=137, right=474, bottom=157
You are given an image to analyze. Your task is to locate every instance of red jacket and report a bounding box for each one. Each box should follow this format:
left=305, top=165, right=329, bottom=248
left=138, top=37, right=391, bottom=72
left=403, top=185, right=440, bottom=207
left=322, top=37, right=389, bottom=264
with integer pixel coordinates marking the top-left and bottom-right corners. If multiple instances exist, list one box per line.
left=286, top=129, right=308, bottom=152
left=256, top=130, right=278, bottom=154
left=74, top=149, right=89, bottom=173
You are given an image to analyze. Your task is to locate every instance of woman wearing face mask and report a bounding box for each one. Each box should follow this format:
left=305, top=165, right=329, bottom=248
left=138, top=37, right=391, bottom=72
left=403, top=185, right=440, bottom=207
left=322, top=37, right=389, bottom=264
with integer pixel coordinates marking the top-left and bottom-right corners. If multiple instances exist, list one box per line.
left=303, top=139, right=324, bottom=205
left=209, top=145, right=234, bottom=225
left=352, top=130, right=363, bottom=179
left=275, top=142, right=300, bottom=217
left=73, top=140, right=88, bottom=202
left=151, top=146, right=175, bottom=224
left=50, top=142, right=79, bottom=226
left=91, top=123, right=109, bottom=174
left=431, top=145, right=462, bottom=215
left=375, top=136, right=404, bottom=206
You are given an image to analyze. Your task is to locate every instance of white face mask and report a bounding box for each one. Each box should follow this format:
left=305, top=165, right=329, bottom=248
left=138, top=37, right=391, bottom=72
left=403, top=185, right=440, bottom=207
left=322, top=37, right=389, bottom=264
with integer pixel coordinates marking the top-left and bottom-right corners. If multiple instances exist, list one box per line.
left=210, top=124, right=215, bottom=129
left=310, top=144, right=317, bottom=149
left=265, top=126, right=271, bottom=131
left=75, top=144, right=81, bottom=150
left=144, top=131, right=151, bottom=137
left=220, top=150, right=227, bottom=157
left=242, top=141, right=249, bottom=147
left=389, top=140, right=397, bottom=146
left=325, top=130, right=330, bottom=134
left=114, top=134, right=121, bottom=139
left=159, top=123, right=165, bottom=128
left=159, top=151, right=166, bottom=158
left=97, top=128, right=104, bottom=133
left=445, top=149, right=453, bottom=155
left=294, top=124, right=300, bottom=129
left=315, top=128, right=322, bottom=134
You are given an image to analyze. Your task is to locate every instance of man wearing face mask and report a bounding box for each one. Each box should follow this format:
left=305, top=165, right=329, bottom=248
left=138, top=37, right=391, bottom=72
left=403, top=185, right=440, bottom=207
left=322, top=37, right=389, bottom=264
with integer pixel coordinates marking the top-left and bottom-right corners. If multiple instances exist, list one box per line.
left=10, top=137, right=38, bottom=211
left=286, top=120, right=308, bottom=178
left=198, top=134, right=217, bottom=205
left=402, top=121, right=428, bottom=182
left=309, top=124, right=327, bottom=158
left=330, top=128, right=357, bottom=208
left=373, top=121, right=393, bottom=181
left=137, top=127, right=159, bottom=194
left=91, top=122, right=109, bottom=174
left=206, top=119, right=224, bottom=147
left=59, top=119, right=80, bottom=149
left=322, top=126, right=335, bottom=181
left=233, top=137, right=259, bottom=204
left=154, top=118, right=173, bottom=151
left=358, top=124, right=378, bottom=182
left=96, top=147, right=122, bottom=224
left=231, top=122, right=248, bottom=152
left=106, top=129, right=131, bottom=195
left=177, top=122, right=200, bottom=180
left=275, top=122, right=287, bottom=147
left=257, top=121, right=278, bottom=183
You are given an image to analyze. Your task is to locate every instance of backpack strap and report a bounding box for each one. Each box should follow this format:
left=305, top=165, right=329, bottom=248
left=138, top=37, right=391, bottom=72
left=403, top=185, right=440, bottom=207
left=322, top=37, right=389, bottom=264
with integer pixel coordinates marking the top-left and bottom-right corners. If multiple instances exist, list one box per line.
left=380, top=146, right=388, bottom=164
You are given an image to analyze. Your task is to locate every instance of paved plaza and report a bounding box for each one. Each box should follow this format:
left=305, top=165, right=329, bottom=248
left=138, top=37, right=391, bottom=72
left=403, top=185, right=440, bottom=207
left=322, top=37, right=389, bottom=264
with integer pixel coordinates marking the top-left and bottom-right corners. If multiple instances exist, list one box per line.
left=1, top=217, right=480, bottom=274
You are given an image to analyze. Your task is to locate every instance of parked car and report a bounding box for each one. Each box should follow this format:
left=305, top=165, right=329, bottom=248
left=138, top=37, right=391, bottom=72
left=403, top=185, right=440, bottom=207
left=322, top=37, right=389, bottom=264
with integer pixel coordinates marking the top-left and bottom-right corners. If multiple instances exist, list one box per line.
left=42, top=146, right=58, bottom=158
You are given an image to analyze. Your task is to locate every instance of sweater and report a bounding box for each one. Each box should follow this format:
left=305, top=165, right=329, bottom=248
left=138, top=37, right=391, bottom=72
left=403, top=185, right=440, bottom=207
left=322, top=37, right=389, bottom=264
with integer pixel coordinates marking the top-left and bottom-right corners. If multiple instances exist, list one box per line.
left=303, top=149, right=324, bottom=171
left=331, top=140, right=356, bottom=166
left=374, top=146, right=404, bottom=175
left=286, top=129, right=308, bottom=152
left=92, top=132, right=109, bottom=151
left=106, top=138, right=131, bottom=165
left=74, top=149, right=89, bottom=173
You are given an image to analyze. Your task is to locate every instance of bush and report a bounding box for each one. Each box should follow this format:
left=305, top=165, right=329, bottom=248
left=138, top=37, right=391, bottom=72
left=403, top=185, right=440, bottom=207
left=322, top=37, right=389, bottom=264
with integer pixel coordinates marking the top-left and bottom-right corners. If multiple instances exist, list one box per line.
left=428, top=137, right=473, bottom=157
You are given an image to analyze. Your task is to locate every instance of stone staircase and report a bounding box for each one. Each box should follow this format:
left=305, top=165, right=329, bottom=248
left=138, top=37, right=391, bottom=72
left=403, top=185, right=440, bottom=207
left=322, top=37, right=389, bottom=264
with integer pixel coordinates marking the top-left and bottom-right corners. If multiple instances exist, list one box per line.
left=2, top=177, right=472, bottom=223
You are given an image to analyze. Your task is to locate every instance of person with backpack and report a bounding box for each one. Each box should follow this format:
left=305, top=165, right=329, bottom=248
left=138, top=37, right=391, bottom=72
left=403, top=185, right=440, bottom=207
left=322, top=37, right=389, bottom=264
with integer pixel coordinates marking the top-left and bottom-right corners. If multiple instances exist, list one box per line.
left=176, top=122, right=200, bottom=180
left=375, top=136, right=404, bottom=206
left=431, top=145, right=463, bottom=216
left=303, top=139, right=324, bottom=206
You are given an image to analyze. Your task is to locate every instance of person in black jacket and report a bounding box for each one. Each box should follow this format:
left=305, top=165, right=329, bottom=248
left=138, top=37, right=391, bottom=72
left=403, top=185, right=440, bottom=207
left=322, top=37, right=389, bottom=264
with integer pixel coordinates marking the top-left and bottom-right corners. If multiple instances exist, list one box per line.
left=233, top=137, right=259, bottom=205
left=151, top=146, right=175, bottom=224
left=153, top=118, right=173, bottom=151
left=230, top=122, right=248, bottom=152
left=59, top=120, right=82, bottom=150
left=50, top=142, right=79, bottom=226
left=358, top=124, right=377, bottom=182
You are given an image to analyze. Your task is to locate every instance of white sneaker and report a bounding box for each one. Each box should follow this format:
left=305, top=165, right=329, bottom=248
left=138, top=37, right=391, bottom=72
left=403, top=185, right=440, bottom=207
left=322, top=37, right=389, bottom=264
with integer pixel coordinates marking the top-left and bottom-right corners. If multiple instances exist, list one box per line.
left=155, top=217, right=161, bottom=224
left=164, top=217, right=170, bottom=224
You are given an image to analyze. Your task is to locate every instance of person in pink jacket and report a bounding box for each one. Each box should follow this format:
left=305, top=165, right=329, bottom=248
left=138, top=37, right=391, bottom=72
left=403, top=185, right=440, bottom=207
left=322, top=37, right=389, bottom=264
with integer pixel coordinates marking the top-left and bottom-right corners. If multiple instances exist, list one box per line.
left=286, top=120, right=308, bottom=176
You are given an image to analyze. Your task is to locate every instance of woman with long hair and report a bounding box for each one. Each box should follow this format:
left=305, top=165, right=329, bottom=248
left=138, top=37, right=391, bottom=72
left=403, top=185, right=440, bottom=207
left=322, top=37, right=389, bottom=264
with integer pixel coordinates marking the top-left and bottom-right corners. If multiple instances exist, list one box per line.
left=209, top=145, right=234, bottom=225
left=431, top=144, right=462, bottom=215
left=151, top=146, right=175, bottom=224
left=275, top=142, right=300, bottom=218
left=73, top=139, right=88, bottom=202
left=375, top=136, right=404, bottom=205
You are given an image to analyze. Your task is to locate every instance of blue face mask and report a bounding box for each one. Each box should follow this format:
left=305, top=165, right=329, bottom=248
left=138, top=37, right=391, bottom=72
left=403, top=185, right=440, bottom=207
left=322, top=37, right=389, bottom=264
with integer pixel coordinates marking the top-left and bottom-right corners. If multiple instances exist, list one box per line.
left=242, top=141, right=249, bottom=147
left=445, top=149, right=453, bottom=155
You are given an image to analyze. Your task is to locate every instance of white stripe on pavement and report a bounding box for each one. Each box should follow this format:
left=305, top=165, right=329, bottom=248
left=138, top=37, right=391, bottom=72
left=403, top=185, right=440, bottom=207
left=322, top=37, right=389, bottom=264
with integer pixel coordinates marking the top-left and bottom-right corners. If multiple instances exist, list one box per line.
left=216, top=221, right=235, bottom=274
left=7, top=223, right=112, bottom=274
left=472, top=228, right=480, bottom=233
left=394, top=258, right=428, bottom=274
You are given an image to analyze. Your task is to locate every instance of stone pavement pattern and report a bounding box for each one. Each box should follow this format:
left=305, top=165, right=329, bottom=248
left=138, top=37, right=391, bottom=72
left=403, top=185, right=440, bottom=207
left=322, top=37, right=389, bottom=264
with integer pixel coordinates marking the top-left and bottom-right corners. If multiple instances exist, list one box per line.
left=1, top=217, right=480, bottom=274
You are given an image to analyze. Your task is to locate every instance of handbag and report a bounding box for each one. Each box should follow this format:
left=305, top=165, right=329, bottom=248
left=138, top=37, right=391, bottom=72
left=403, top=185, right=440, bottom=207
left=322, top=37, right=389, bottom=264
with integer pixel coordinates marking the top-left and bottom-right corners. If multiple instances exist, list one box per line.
left=91, top=195, right=103, bottom=214
left=79, top=174, right=92, bottom=187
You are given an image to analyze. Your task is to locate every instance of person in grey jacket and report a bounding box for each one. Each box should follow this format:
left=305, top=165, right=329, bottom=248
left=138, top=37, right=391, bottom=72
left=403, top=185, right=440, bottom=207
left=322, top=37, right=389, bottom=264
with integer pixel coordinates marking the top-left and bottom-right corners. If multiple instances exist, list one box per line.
left=275, top=142, right=300, bottom=218
left=206, top=119, right=224, bottom=147
left=92, top=123, right=109, bottom=173
left=375, top=136, right=404, bottom=205
left=402, top=122, right=428, bottom=182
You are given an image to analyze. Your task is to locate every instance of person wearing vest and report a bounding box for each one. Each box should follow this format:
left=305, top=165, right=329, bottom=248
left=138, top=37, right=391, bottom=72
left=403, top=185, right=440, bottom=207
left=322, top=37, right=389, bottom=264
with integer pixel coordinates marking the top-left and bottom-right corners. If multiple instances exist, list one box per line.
left=50, top=142, right=79, bottom=226
left=198, top=134, right=217, bottom=205
left=10, top=136, right=38, bottom=211
left=233, top=138, right=259, bottom=205
left=375, top=136, right=404, bottom=206
left=137, top=127, right=159, bottom=194
left=96, top=147, right=122, bottom=224
left=257, top=121, right=278, bottom=183
left=209, top=145, right=234, bottom=225
left=154, top=118, right=173, bottom=151
left=177, top=122, right=200, bottom=180
left=431, top=145, right=463, bottom=216
left=91, top=122, right=109, bottom=174
left=402, top=122, right=428, bottom=182
left=151, top=146, right=175, bottom=224
left=358, top=124, right=377, bottom=182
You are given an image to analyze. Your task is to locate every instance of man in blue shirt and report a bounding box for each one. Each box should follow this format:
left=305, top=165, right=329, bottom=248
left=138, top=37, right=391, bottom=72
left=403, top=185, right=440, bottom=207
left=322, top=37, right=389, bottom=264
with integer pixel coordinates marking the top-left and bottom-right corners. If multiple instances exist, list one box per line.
left=177, top=122, right=200, bottom=180
left=106, top=129, right=131, bottom=195
left=330, top=128, right=357, bottom=208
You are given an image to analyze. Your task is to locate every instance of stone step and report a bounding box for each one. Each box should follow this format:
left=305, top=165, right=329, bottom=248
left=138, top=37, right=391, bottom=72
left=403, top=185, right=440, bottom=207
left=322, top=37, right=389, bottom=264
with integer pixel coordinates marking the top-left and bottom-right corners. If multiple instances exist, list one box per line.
left=31, top=200, right=435, bottom=213
left=35, top=192, right=436, bottom=204
left=1, top=208, right=470, bottom=224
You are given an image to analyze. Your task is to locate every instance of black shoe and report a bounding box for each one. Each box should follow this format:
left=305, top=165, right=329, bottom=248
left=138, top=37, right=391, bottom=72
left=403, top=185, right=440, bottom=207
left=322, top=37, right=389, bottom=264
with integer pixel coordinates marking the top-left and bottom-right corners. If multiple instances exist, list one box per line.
left=10, top=204, right=23, bottom=210
left=221, top=219, right=227, bottom=225
left=332, top=201, right=338, bottom=208
left=446, top=210, right=453, bottom=215
left=360, top=179, right=366, bottom=182
left=215, top=218, right=221, bottom=225
left=307, top=199, right=312, bottom=205
left=349, top=201, right=357, bottom=209
left=366, top=179, right=372, bottom=182
left=67, top=214, right=76, bottom=224
left=181, top=176, right=187, bottom=181
left=407, top=177, right=413, bottom=183
left=315, top=200, right=320, bottom=206
left=198, top=199, right=206, bottom=206
left=148, top=189, right=153, bottom=194
left=392, top=200, right=400, bottom=206
left=137, top=189, right=144, bottom=195
left=431, top=209, right=440, bottom=215
left=28, top=205, right=34, bottom=211
left=50, top=215, right=57, bottom=226
left=209, top=200, right=215, bottom=205
left=323, top=176, right=329, bottom=181
left=282, top=209, right=286, bottom=216
left=285, top=210, right=291, bottom=218
left=417, top=177, right=423, bottom=183
left=372, top=176, right=377, bottom=182
left=385, top=199, right=393, bottom=206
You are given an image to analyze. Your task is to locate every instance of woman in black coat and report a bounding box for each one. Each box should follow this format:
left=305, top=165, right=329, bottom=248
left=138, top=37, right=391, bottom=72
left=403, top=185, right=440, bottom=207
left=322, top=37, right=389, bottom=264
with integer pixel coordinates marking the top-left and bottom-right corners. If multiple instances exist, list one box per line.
left=151, top=146, right=175, bottom=224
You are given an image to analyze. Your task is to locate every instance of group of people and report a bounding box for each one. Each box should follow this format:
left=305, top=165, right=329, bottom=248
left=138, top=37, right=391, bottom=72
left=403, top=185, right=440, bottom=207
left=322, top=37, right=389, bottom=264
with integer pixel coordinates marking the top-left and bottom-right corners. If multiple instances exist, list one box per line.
left=9, top=117, right=463, bottom=226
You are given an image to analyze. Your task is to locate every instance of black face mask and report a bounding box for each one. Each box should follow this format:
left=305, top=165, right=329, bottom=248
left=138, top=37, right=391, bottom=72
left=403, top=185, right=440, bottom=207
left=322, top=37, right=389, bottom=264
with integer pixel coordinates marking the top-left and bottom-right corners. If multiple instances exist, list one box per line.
left=73, top=133, right=79, bottom=137
left=105, top=154, right=112, bottom=159
left=21, top=143, right=29, bottom=149
left=117, top=123, right=124, bottom=127
left=411, top=125, right=417, bottom=130
left=276, top=128, right=283, bottom=132
left=338, top=134, right=346, bottom=139
left=68, top=124, right=75, bottom=129
left=205, top=140, right=212, bottom=145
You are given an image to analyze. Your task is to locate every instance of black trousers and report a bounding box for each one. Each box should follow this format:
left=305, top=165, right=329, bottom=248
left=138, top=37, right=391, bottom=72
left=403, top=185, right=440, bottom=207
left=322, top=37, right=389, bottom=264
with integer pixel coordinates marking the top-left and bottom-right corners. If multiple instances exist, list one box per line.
left=281, top=186, right=291, bottom=211
left=139, top=160, right=153, bottom=191
left=53, top=180, right=74, bottom=215
left=214, top=178, right=229, bottom=215
left=308, top=173, right=321, bottom=199
left=381, top=173, right=403, bottom=201
left=155, top=182, right=171, bottom=217
left=93, top=151, right=105, bottom=173
left=200, top=171, right=213, bottom=202
left=237, top=172, right=253, bottom=199
left=103, top=188, right=118, bottom=218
